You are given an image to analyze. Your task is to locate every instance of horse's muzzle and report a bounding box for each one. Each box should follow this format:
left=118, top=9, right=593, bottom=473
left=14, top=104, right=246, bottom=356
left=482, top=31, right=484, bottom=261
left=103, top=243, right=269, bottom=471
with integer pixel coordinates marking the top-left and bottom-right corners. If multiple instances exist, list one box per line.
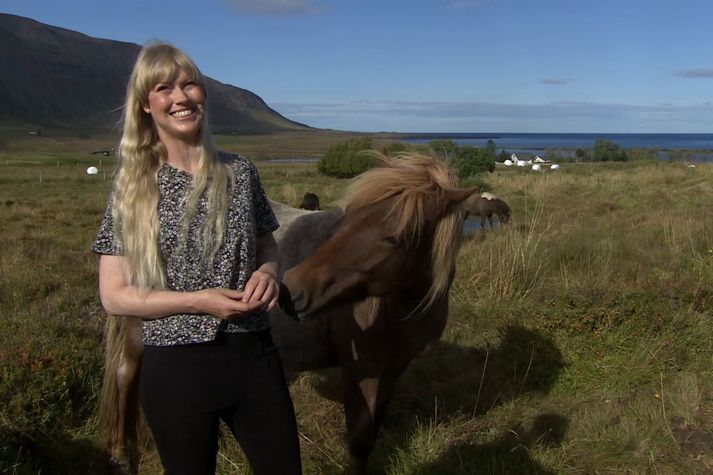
left=277, top=282, right=299, bottom=320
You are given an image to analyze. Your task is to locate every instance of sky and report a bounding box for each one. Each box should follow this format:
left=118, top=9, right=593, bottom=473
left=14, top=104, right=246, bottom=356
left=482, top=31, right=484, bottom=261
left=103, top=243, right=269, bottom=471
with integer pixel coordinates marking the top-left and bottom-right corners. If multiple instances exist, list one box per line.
left=3, top=0, right=713, bottom=133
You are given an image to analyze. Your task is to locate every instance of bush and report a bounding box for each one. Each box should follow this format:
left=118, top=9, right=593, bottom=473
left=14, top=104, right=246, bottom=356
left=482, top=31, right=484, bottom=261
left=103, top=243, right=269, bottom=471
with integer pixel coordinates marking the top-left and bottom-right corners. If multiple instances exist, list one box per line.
left=429, top=139, right=460, bottom=160
left=318, top=138, right=376, bottom=178
left=453, top=145, right=496, bottom=178
left=593, top=139, right=628, bottom=162
left=575, top=147, right=590, bottom=162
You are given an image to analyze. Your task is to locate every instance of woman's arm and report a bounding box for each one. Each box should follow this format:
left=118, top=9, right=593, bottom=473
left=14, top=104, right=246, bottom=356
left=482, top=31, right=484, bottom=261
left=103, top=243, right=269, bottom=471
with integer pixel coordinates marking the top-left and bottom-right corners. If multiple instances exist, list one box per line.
left=241, top=233, right=281, bottom=311
left=98, top=254, right=264, bottom=319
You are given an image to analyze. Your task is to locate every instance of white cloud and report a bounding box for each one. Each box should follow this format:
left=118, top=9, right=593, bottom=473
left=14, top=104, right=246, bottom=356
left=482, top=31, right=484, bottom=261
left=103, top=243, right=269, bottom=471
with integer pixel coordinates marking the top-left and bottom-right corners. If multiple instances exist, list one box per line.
left=271, top=100, right=713, bottom=133
left=675, top=68, right=713, bottom=78
left=224, top=0, right=321, bottom=15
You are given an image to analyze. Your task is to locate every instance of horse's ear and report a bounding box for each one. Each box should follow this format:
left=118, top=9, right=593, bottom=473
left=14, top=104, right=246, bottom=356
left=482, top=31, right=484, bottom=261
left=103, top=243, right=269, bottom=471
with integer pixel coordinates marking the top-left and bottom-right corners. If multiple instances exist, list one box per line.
left=446, top=187, right=477, bottom=204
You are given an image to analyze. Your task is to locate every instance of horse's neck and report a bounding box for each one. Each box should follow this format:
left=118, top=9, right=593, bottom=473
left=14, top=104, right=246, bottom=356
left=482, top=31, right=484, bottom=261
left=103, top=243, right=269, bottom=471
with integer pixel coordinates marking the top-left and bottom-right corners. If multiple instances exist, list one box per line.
left=270, top=199, right=343, bottom=275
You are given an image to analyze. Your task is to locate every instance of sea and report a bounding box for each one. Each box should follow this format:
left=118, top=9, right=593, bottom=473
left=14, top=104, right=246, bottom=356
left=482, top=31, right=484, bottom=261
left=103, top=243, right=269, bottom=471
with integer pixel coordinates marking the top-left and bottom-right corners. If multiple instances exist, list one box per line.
left=401, top=133, right=713, bottom=162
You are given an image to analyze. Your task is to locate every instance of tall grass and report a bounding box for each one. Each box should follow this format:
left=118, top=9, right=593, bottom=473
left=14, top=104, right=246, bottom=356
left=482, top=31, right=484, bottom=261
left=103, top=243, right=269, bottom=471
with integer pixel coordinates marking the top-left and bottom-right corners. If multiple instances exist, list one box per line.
left=1, top=148, right=713, bottom=473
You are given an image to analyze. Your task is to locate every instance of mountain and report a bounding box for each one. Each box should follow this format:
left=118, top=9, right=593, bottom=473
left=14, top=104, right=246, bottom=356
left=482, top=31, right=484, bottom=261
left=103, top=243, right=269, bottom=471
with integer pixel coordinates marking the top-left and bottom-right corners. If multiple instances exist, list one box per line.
left=0, top=13, right=309, bottom=133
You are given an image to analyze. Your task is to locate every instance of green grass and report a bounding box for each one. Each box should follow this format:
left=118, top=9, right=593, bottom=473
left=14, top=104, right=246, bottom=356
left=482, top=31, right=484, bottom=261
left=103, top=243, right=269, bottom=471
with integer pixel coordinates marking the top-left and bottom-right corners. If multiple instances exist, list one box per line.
left=1, top=133, right=713, bottom=474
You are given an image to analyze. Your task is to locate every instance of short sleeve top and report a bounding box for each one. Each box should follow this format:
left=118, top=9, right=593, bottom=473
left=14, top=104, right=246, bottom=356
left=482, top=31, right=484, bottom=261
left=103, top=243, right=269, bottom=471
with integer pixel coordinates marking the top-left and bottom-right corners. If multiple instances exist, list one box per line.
left=92, top=151, right=279, bottom=346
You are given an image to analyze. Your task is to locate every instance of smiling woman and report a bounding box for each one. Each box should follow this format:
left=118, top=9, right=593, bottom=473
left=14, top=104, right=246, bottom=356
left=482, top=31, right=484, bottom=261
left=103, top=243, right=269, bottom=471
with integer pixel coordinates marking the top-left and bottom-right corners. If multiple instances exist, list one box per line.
left=142, top=70, right=206, bottom=149
left=93, top=42, right=302, bottom=474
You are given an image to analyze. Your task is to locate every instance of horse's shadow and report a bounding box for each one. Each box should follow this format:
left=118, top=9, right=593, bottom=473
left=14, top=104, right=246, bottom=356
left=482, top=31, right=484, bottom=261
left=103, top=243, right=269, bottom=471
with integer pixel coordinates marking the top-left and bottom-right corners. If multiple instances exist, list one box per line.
left=303, top=324, right=568, bottom=472
left=408, top=412, right=569, bottom=474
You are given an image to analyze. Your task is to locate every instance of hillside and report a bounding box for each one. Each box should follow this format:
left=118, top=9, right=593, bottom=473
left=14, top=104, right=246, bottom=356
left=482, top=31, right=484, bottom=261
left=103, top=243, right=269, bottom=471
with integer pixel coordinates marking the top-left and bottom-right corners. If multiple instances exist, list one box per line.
left=0, top=13, right=309, bottom=133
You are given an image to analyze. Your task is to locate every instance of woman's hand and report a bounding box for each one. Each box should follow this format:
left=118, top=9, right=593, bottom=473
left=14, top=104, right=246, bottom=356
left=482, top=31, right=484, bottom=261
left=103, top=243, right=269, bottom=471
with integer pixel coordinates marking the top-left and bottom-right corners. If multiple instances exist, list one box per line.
left=242, top=232, right=281, bottom=312
left=192, top=288, right=265, bottom=320
left=241, top=268, right=280, bottom=312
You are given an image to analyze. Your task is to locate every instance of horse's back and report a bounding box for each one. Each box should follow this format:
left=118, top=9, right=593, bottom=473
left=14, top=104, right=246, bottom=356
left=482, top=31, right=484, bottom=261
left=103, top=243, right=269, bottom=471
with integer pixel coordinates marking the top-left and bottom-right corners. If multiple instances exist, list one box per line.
left=270, top=200, right=343, bottom=273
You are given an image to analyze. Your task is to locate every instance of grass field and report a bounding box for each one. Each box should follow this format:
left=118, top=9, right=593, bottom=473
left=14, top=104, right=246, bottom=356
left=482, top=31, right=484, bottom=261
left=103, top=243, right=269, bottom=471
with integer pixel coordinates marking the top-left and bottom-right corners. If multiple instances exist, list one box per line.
left=1, top=130, right=712, bottom=474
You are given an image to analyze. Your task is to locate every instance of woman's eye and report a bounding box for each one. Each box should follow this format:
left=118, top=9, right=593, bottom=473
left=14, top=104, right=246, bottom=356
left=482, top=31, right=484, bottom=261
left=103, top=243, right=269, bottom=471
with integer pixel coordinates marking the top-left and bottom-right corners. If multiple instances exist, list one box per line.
left=384, top=236, right=400, bottom=246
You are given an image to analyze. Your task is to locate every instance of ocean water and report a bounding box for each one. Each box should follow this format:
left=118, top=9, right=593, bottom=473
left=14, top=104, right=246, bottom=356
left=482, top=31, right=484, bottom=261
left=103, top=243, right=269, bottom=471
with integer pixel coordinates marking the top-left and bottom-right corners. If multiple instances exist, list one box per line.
left=403, top=133, right=713, bottom=161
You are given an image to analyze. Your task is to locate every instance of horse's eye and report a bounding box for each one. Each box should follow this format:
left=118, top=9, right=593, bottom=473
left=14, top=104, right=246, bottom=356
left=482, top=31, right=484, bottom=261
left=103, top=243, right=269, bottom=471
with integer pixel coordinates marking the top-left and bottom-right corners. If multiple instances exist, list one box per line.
left=384, top=235, right=400, bottom=246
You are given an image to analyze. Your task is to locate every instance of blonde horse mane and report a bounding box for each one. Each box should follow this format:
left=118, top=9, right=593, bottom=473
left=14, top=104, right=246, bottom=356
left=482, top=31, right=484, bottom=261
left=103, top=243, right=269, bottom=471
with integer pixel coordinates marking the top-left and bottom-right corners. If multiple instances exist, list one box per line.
left=341, top=152, right=465, bottom=311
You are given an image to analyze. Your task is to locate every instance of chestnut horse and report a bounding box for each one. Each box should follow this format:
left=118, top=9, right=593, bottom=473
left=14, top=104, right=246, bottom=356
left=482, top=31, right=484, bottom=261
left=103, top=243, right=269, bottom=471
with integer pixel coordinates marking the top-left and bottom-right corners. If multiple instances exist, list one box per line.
left=463, top=192, right=511, bottom=228
left=99, top=153, right=475, bottom=474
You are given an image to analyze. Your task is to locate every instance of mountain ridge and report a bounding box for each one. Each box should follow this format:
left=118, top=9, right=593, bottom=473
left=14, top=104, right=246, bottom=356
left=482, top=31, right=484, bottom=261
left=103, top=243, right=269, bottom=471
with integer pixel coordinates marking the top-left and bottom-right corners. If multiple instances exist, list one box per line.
left=0, top=13, right=309, bottom=133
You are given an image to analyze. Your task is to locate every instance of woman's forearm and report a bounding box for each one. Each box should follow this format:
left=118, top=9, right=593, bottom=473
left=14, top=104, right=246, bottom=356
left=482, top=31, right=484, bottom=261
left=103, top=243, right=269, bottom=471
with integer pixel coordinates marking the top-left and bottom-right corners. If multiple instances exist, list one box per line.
left=255, top=233, right=280, bottom=278
left=98, top=255, right=259, bottom=319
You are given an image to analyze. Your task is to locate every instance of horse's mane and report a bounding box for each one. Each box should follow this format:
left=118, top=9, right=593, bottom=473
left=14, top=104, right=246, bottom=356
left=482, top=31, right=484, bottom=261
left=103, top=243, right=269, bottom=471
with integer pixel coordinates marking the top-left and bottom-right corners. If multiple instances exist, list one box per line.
left=342, top=152, right=465, bottom=310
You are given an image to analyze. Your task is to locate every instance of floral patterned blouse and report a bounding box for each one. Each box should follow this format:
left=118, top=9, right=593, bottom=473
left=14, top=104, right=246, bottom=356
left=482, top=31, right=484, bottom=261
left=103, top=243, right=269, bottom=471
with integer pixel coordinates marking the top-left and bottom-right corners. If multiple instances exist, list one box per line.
left=92, top=152, right=279, bottom=346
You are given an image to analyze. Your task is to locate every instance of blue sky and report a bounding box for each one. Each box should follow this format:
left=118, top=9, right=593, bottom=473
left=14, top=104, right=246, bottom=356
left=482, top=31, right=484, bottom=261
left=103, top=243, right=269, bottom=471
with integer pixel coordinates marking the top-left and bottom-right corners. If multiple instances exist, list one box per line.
left=3, top=0, right=713, bottom=133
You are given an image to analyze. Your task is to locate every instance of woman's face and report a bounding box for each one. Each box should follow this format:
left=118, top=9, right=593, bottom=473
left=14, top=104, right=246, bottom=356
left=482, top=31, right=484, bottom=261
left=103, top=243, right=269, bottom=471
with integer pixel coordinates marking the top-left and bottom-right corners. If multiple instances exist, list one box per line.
left=143, top=70, right=206, bottom=144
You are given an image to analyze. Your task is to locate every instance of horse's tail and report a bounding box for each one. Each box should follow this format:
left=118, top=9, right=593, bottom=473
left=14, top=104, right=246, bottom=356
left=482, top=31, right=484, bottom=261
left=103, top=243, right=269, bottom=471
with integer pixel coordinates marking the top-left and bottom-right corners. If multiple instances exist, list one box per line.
left=98, top=315, right=142, bottom=454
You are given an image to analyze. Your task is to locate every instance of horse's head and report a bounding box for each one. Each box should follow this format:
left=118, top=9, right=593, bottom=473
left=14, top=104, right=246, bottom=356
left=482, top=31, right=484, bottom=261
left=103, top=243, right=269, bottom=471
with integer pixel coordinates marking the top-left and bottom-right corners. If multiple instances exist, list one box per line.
left=280, top=153, right=475, bottom=318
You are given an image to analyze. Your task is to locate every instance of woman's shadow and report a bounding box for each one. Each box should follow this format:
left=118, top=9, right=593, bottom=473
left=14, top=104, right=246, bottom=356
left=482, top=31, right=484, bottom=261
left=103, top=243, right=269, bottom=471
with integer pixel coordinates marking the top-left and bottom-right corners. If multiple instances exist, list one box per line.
left=308, top=324, right=568, bottom=473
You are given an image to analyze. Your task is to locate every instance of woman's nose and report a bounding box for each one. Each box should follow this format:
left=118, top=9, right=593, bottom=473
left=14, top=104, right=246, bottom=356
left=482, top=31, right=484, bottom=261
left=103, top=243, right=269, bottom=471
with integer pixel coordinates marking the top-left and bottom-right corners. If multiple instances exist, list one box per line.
left=171, top=86, right=188, bottom=102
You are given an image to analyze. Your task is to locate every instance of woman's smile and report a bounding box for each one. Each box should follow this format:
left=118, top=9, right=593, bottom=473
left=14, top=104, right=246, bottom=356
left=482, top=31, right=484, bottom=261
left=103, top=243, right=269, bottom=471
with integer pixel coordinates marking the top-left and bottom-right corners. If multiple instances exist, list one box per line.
left=144, top=70, right=206, bottom=143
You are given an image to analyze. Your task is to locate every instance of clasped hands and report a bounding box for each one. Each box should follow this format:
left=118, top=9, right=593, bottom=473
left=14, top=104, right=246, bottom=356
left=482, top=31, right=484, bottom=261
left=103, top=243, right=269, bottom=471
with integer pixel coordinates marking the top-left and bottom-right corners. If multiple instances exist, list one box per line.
left=195, top=268, right=280, bottom=320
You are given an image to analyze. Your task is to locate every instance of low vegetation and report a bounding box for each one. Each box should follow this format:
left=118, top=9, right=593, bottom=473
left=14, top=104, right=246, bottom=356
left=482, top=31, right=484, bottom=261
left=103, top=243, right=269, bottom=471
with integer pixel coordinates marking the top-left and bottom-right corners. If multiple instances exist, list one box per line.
left=1, top=130, right=712, bottom=474
left=318, top=137, right=376, bottom=178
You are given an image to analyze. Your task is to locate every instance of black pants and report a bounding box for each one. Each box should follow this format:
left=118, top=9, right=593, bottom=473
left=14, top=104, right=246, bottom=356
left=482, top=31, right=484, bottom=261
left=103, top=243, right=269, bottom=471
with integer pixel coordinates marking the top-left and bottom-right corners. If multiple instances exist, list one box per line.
left=139, top=330, right=302, bottom=475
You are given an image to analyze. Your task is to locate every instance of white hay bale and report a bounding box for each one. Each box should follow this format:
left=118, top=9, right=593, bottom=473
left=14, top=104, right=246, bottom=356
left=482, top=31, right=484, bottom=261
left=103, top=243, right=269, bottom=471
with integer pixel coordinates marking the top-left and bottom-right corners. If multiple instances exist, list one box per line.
left=86, top=166, right=99, bottom=175
left=532, top=164, right=542, bottom=172
left=550, top=164, right=560, bottom=170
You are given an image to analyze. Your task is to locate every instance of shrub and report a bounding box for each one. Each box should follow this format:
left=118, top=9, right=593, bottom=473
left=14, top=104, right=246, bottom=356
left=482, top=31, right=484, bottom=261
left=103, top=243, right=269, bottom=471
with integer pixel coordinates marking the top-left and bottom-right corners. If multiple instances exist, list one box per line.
left=593, top=139, right=628, bottom=162
left=575, top=147, right=590, bottom=162
left=453, top=145, right=496, bottom=178
left=317, top=137, right=376, bottom=178
left=429, top=139, right=460, bottom=160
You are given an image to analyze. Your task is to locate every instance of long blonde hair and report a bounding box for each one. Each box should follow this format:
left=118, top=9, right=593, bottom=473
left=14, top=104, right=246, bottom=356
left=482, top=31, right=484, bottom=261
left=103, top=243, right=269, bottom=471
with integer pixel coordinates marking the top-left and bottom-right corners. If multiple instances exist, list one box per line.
left=113, top=42, right=233, bottom=289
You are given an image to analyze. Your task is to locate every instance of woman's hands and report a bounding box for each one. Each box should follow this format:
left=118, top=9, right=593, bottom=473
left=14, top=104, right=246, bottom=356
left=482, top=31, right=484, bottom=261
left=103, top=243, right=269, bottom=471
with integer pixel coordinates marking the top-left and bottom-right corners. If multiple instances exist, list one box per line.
left=194, top=264, right=280, bottom=320
left=191, top=288, right=266, bottom=320
left=198, top=233, right=282, bottom=318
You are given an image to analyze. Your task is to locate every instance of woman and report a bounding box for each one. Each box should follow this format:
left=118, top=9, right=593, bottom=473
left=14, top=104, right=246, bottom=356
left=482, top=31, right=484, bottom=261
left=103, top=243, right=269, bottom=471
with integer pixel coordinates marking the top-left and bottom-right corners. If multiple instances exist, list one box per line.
left=92, top=42, right=302, bottom=474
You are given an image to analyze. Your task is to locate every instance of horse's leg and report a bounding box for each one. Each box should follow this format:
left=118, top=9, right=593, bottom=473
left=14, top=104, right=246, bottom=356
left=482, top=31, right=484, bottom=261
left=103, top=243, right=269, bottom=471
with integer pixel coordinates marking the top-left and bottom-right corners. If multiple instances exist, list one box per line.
left=341, top=361, right=410, bottom=475
left=342, top=373, right=378, bottom=475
